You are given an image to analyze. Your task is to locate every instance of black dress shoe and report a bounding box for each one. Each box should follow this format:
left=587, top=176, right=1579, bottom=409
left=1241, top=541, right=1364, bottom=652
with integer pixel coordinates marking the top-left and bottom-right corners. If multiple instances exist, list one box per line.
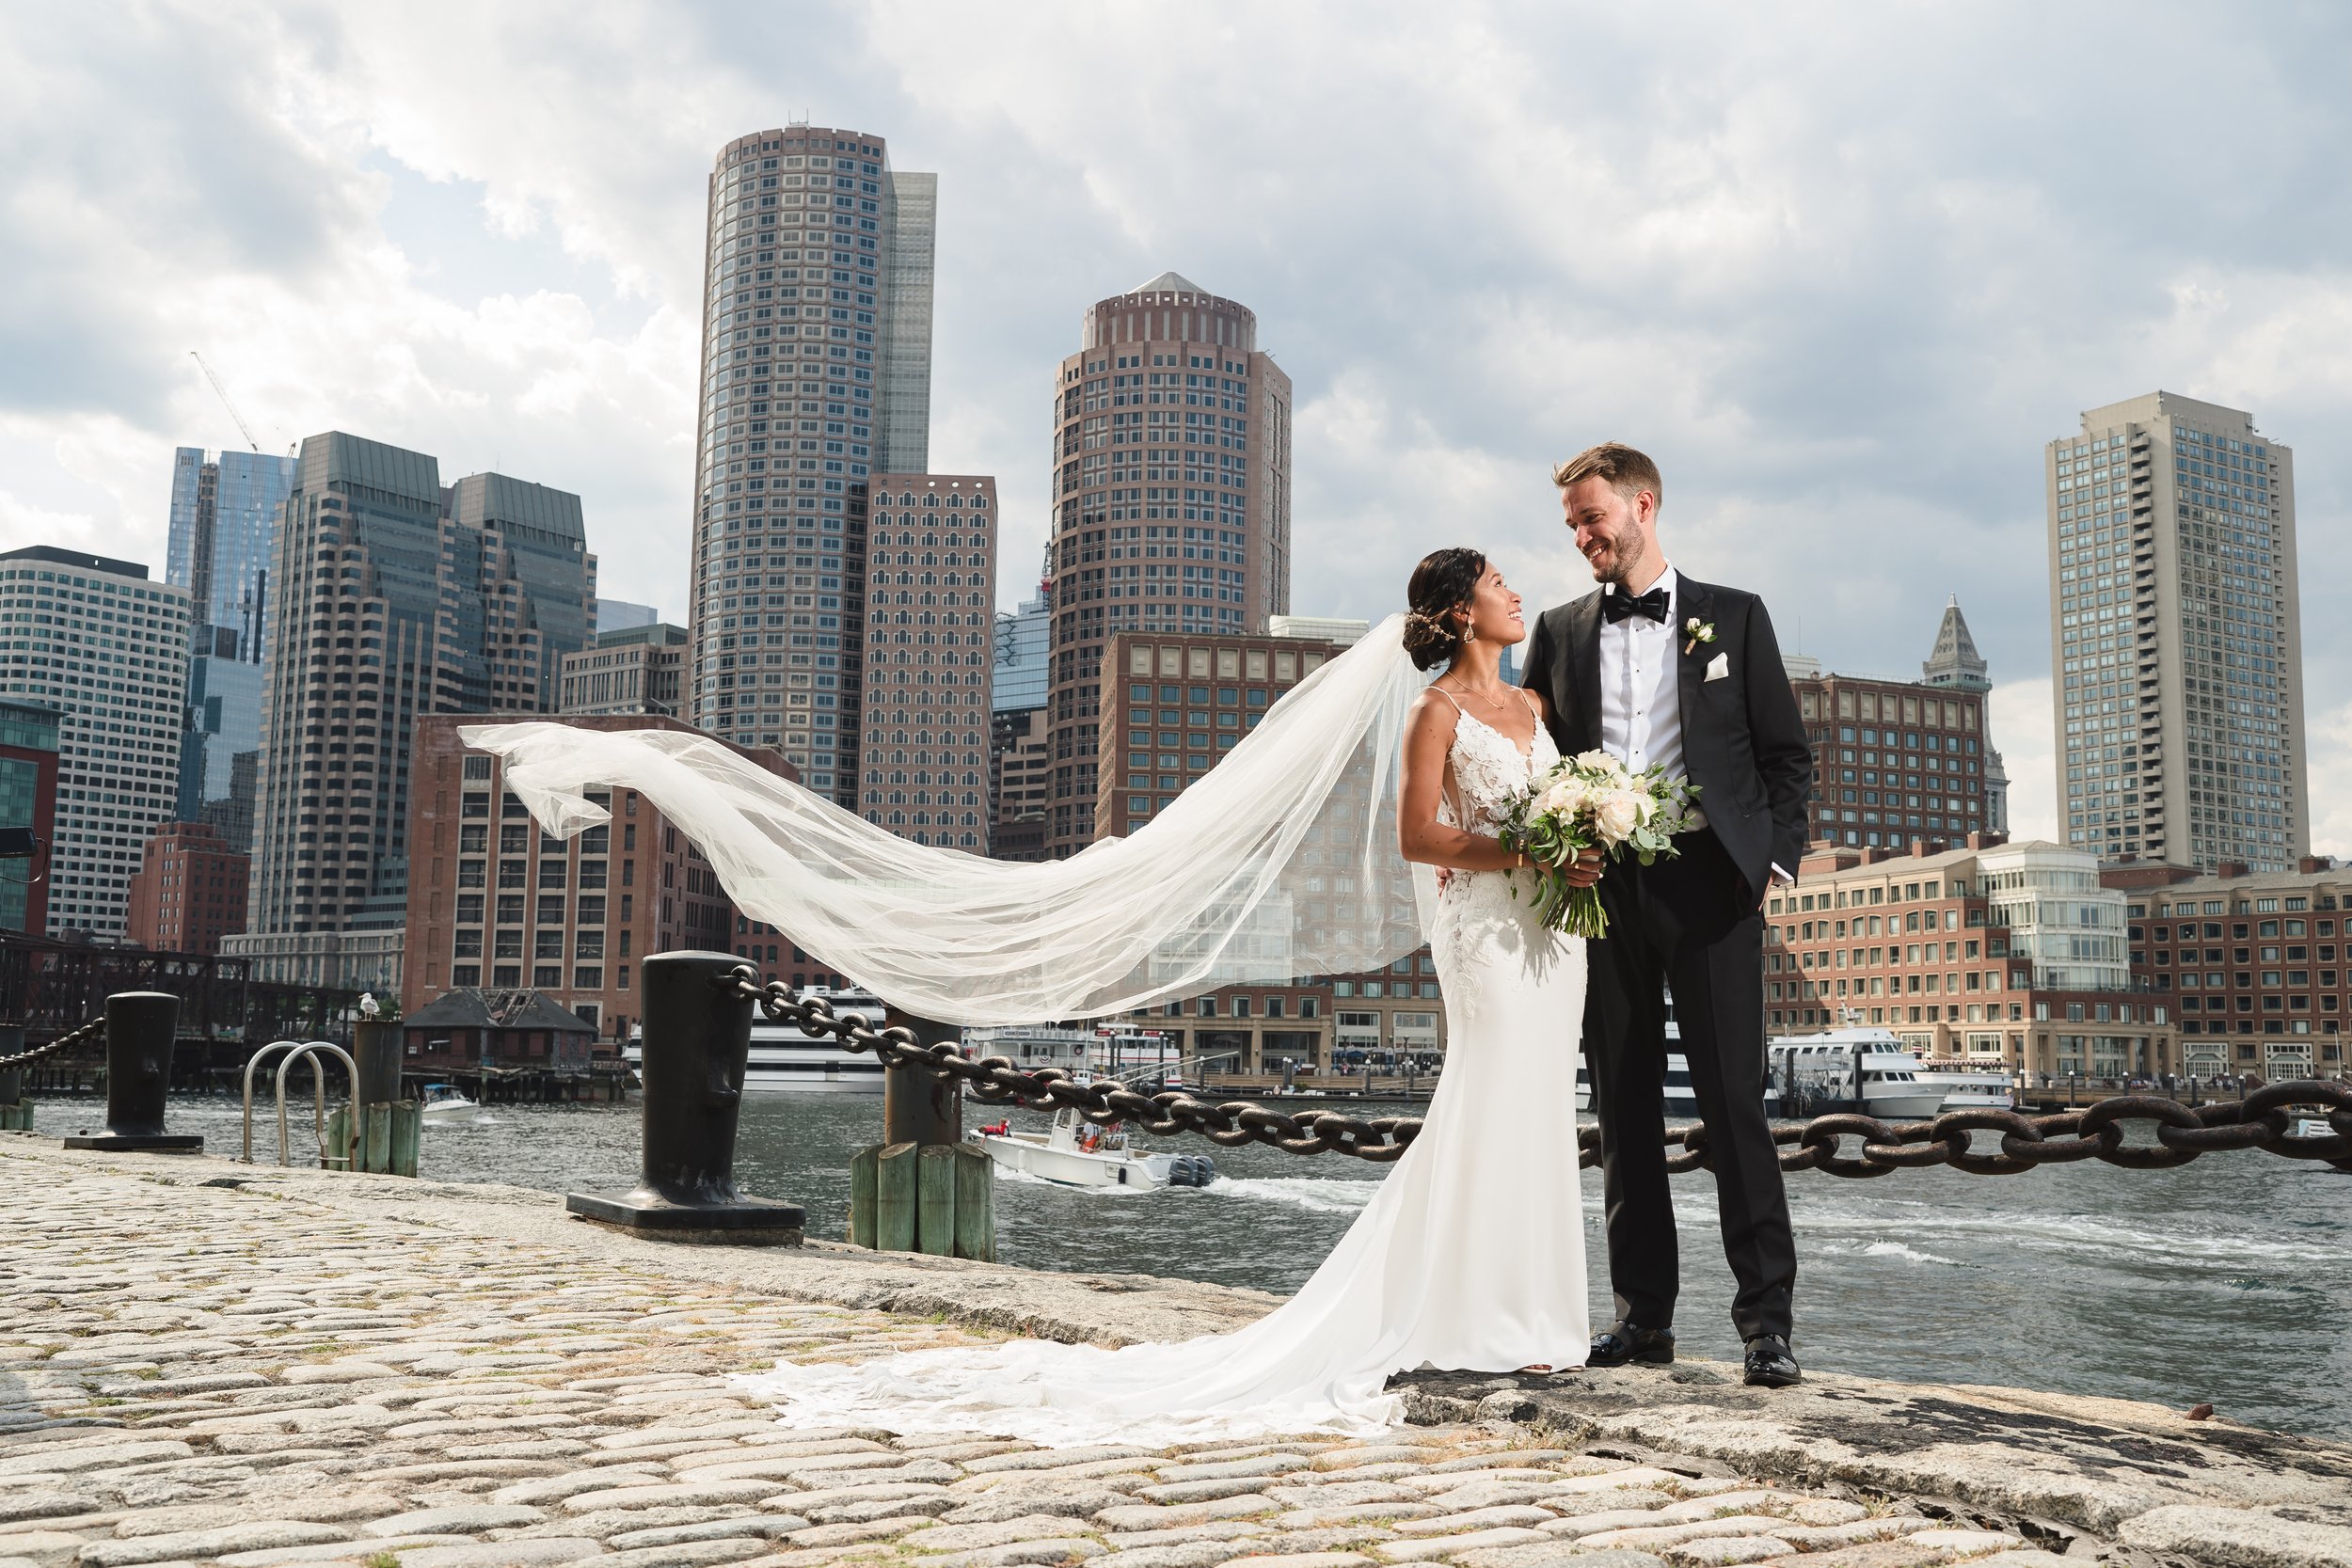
left=1588, top=1321, right=1676, bottom=1368
left=1743, top=1334, right=1802, bottom=1387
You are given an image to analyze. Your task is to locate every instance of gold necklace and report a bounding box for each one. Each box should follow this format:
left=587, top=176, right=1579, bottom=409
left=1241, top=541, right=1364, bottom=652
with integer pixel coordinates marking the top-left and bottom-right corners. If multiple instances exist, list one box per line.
left=1442, top=677, right=1512, bottom=711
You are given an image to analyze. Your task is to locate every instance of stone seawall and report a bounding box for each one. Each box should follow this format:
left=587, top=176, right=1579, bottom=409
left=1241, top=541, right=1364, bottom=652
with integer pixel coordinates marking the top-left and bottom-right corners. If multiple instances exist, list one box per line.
left=3, top=1139, right=2348, bottom=1568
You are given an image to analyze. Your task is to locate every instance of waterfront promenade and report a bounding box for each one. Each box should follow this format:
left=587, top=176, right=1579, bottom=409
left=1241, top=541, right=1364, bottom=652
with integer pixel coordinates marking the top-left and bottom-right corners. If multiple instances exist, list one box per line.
left=4, top=1142, right=2349, bottom=1568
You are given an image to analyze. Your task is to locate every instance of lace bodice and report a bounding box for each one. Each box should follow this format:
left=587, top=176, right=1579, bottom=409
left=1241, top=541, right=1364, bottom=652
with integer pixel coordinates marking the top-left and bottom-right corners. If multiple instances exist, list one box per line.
left=1436, top=705, right=1558, bottom=835
left=1429, top=699, right=1565, bottom=971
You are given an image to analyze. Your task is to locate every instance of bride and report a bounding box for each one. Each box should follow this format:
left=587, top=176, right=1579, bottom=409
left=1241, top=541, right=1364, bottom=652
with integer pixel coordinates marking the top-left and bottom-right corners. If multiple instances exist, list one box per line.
left=473, top=548, right=1600, bottom=1446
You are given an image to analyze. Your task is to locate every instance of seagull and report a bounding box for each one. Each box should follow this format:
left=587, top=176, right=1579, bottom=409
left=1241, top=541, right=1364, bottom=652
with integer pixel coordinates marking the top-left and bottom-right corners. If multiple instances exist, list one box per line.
left=359, top=992, right=380, bottom=1020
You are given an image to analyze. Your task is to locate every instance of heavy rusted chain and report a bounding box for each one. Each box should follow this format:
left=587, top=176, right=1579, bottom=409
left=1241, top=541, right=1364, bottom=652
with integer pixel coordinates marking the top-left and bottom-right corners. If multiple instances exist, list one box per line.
left=716, top=966, right=2352, bottom=1174
left=0, top=1016, right=103, bottom=1072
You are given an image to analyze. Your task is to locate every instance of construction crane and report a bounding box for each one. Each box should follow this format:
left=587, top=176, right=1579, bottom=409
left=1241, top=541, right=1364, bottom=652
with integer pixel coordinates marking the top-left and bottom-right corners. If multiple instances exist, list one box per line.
left=189, top=350, right=264, bottom=454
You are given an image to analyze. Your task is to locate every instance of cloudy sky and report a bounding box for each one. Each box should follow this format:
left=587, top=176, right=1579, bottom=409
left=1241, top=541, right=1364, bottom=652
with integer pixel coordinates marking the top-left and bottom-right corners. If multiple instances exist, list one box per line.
left=5, top=2, right=2349, bottom=852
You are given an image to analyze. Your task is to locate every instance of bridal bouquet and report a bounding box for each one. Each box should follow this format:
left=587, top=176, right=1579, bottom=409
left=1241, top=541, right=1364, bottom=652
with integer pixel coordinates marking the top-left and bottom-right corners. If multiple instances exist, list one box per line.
left=1493, top=752, right=1702, bottom=937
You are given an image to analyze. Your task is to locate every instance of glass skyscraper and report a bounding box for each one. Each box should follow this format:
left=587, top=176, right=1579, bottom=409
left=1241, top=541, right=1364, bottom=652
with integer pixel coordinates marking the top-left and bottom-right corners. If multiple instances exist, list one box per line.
left=244, top=433, right=595, bottom=937
left=167, top=447, right=297, bottom=847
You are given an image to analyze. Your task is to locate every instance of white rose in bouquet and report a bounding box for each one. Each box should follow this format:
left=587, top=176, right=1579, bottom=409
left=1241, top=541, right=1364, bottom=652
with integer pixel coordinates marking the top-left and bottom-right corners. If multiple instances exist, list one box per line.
left=1593, top=789, right=1644, bottom=845
left=1538, top=775, right=1588, bottom=817
left=1574, top=749, right=1617, bottom=773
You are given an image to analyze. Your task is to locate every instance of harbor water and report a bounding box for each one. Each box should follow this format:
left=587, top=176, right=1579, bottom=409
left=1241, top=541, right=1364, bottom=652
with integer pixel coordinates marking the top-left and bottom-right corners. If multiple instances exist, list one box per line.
left=135, top=1089, right=2352, bottom=1439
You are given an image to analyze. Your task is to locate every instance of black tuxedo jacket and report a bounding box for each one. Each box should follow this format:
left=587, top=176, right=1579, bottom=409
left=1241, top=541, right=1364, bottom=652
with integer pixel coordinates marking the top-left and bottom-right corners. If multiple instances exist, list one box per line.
left=1520, top=574, right=1813, bottom=898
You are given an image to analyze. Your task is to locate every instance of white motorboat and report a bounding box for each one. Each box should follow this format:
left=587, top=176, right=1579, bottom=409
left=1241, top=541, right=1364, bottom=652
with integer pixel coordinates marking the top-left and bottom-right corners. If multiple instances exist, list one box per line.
left=1768, top=1029, right=1948, bottom=1120
left=419, top=1084, right=483, bottom=1125
left=1910, top=1062, right=2016, bottom=1113
left=968, top=1107, right=1216, bottom=1190
left=626, top=985, right=889, bottom=1093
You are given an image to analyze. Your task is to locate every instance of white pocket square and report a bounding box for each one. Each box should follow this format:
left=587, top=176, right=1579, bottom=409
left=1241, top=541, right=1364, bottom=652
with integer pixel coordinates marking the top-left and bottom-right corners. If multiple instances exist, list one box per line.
left=1704, top=653, right=1730, bottom=682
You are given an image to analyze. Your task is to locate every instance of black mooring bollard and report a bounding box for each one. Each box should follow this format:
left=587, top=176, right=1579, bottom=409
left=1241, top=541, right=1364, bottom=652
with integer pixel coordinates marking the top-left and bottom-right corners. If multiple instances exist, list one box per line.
left=882, top=1010, right=963, bottom=1148
left=62, top=992, right=200, bottom=1154
left=564, top=951, right=803, bottom=1243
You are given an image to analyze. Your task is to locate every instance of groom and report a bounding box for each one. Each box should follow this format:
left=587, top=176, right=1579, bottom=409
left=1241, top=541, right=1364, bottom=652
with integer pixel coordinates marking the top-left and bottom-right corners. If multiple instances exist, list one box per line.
left=1520, top=441, right=1814, bottom=1388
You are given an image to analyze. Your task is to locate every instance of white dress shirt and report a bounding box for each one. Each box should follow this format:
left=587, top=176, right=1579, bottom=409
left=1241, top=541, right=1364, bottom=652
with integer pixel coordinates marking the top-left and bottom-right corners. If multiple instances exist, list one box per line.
left=1597, top=563, right=1789, bottom=886
left=1597, top=565, right=1687, bottom=790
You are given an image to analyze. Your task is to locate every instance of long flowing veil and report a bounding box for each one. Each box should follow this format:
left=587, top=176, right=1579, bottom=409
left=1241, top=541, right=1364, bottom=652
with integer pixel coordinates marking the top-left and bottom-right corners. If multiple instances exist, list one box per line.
left=467, top=613, right=1438, bottom=1025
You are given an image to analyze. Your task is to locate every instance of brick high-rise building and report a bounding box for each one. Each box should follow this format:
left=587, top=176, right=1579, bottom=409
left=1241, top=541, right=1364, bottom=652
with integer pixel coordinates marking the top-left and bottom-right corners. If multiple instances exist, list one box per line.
left=124, top=819, right=248, bottom=955
left=1043, top=273, right=1294, bottom=856
left=1784, top=620, right=1999, bottom=853
left=855, top=474, right=995, bottom=849
left=0, top=546, right=192, bottom=941
left=684, top=126, right=938, bottom=805
left=1092, top=628, right=1344, bottom=838
left=404, top=714, right=796, bottom=1044
left=2045, top=392, right=2306, bottom=871
left=167, top=447, right=296, bottom=850
left=244, top=433, right=596, bottom=941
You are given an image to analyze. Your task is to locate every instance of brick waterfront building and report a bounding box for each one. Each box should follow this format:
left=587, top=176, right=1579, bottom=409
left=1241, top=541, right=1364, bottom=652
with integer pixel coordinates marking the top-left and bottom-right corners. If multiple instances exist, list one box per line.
left=124, top=820, right=248, bottom=955
left=402, top=714, right=796, bottom=1043
left=1771, top=836, right=2178, bottom=1082
left=2105, top=855, right=2346, bottom=1082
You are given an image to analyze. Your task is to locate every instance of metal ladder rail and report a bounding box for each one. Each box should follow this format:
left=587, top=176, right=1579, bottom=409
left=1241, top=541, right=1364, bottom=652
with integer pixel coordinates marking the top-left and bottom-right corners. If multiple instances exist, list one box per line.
left=241, top=1040, right=310, bottom=1164
left=277, top=1042, right=359, bottom=1170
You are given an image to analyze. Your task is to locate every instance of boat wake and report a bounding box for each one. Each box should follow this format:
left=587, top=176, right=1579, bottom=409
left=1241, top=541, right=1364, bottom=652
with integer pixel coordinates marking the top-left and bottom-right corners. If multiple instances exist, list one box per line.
left=1205, top=1176, right=1382, bottom=1214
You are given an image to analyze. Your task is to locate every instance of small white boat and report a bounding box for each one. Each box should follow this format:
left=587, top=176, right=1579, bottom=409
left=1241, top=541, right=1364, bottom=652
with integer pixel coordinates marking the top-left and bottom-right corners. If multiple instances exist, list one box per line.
left=1911, top=1062, right=2015, bottom=1113
left=420, top=1084, right=484, bottom=1125
left=1768, top=1030, right=1948, bottom=1120
left=967, top=1108, right=1216, bottom=1190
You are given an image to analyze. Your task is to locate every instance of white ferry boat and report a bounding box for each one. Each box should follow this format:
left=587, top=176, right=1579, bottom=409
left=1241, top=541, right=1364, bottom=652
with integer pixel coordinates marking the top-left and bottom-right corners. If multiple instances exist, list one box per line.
left=1909, top=1061, right=2015, bottom=1112
left=625, top=985, right=889, bottom=1094
left=961, top=1025, right=1191, bottom=1087
left=1767, top=1029, right=1947, bottom=1120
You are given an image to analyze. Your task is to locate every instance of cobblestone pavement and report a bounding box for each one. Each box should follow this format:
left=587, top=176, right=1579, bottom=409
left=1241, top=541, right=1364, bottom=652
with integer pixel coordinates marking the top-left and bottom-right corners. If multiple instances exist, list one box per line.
left=0, top=1146, right=2324, bottom=1568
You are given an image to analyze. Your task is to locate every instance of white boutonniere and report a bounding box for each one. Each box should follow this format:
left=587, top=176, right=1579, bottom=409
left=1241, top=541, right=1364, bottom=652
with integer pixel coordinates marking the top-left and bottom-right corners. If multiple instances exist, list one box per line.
left=1683, top=618, right=1717, bottom=656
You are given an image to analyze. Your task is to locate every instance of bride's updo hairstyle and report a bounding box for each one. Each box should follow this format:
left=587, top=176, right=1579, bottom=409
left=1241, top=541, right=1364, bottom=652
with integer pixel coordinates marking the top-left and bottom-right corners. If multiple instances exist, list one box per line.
left=1402, top=547, right=1487, bottom=672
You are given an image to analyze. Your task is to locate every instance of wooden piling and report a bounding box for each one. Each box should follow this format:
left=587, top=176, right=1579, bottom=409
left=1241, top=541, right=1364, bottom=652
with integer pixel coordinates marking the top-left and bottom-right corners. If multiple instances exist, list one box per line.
left=952, top=1144, right=994, bottom=1262
left=875, top=1141, right=918, bottom=1252
left=848, top=1144, right=879, bottom=1248
left=917, top=1146, right=959, bottom=1256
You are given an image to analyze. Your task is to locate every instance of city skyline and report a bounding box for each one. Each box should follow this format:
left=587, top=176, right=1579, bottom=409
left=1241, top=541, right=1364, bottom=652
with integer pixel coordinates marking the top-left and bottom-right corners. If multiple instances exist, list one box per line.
left=5, top=6, right=2351, bottom=858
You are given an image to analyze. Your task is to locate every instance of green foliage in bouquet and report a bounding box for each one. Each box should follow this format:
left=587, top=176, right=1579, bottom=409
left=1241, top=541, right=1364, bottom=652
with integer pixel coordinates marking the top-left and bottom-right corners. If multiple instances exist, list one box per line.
left=1493, top=750, right=1703, bottom=938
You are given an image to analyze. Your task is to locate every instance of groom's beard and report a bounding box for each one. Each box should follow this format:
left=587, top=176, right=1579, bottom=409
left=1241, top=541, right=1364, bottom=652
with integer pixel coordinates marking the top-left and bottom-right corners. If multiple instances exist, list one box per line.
left=1589, top=526, right=1648, bottom=587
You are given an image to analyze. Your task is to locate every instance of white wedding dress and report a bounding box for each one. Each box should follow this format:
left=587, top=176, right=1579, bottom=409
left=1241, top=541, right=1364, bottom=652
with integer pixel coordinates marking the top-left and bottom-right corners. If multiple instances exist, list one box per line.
left=739, top=697, right=1590, bottom=1446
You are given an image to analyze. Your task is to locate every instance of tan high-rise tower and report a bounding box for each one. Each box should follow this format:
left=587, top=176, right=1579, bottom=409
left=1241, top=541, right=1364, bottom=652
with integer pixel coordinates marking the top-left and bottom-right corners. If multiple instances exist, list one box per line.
left=684, top=126, right=937, bottom=808
left=1042, top=273, right=1294, bottom=856
left=2044, top=392, right=2306, bottom=871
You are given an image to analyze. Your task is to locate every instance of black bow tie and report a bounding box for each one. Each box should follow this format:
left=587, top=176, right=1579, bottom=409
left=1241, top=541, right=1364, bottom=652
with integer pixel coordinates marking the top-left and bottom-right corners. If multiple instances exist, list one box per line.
left=1602, top=585, right=1671, bottom=625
